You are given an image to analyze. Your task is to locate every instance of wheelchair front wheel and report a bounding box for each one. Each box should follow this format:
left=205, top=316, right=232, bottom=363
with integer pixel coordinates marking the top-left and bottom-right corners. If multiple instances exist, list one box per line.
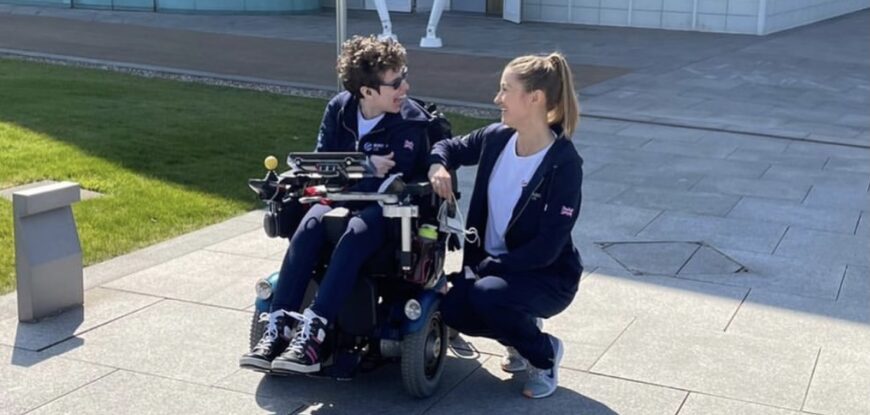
left=400, top=300, right=448, bottom=398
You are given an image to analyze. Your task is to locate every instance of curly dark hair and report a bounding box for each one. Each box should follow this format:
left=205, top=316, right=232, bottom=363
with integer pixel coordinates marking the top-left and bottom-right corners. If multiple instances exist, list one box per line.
left=337, top=35, right=407, bottom=99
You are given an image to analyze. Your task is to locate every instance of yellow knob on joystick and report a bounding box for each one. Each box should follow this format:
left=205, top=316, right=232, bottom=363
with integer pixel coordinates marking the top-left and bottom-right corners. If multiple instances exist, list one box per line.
left=264, top=156, right=278, bottom=171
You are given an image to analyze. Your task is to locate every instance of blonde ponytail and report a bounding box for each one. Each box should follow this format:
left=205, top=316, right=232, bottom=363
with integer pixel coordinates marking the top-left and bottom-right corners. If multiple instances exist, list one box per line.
left=547, top=53, right=579, bottom=137
left=506, top=52, right=581, bottom=138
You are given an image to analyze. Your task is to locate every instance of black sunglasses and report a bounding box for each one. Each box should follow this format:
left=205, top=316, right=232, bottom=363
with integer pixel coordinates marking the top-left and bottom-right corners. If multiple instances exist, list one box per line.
left=379, top=67, right=408, bottom=90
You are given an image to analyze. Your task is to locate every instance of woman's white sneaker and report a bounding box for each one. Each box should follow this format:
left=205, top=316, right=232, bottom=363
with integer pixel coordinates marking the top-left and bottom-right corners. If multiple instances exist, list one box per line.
left=522, top=335, right=563, bottom=399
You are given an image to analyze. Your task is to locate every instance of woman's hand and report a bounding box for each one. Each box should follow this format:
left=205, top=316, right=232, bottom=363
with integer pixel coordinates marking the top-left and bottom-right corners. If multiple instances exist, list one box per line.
left=370, top=152, right=396, bottom=178
left=428, top=164, right=454, bottom=199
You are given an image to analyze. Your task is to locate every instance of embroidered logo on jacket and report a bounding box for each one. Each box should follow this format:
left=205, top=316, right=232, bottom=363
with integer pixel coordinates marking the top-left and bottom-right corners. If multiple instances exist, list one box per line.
left=404, top=139, right=414, bottom=151
left=560, top=206, right=574, bottom=217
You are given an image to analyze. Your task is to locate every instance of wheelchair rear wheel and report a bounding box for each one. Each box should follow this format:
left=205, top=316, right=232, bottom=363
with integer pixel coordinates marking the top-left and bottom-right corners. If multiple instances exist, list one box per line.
left=400, top=299, right=448, bottom=398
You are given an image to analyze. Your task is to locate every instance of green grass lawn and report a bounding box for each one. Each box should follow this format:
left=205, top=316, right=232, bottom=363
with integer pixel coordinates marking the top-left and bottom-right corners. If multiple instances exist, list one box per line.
left=0, top=59, right=491, bottom=294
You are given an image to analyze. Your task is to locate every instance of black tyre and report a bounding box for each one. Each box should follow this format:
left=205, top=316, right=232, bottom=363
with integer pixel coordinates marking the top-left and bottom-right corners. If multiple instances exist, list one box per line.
left=401, top=300, right=448, bottom=398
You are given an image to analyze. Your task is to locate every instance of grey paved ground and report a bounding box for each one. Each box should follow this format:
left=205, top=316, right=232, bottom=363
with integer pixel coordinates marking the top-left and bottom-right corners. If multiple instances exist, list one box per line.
left=1, top=5, right=869, bottom=415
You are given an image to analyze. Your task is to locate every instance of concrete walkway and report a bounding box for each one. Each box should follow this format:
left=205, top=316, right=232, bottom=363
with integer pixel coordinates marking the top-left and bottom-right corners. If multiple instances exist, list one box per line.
left=1, top=5, right=868, bottom=415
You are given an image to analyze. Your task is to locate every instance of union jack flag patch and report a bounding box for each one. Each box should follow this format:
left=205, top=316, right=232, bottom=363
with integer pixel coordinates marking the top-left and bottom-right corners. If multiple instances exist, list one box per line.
left=404, top=139, right=414, bottom=151
left=560, top=206, right=574, bottom=217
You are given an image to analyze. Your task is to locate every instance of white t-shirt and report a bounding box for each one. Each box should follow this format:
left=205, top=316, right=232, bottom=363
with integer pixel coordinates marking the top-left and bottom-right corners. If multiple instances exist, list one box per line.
left=357, top=109, right=385, bottom=139
left=485, top=133, right=553, bottom=256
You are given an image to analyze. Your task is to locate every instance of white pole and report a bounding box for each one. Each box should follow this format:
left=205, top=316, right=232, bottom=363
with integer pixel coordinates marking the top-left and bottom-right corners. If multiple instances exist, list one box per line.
left=336, top=0, right=347, bottom=92
left=420, top=0, right=447, bottom=48
left=756, top=0, right=768, bottom=35
left=374, top=0, right=398, bottom=41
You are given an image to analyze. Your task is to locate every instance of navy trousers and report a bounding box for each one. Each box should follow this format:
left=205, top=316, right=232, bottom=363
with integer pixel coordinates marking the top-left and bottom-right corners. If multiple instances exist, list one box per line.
left=441, top=271, right=578, bottom=369
left=271, top=203, right=386, bottom=321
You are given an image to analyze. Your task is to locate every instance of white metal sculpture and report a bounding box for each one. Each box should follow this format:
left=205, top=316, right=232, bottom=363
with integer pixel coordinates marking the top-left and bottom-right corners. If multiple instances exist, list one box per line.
left=370, top=0, right=448, bottom=48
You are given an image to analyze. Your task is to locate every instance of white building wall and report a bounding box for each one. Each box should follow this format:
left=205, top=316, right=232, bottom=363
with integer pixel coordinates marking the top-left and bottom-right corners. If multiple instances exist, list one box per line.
left=765, top=0, right=869, bottom=33
left=519, top=0, right=867, bottom=34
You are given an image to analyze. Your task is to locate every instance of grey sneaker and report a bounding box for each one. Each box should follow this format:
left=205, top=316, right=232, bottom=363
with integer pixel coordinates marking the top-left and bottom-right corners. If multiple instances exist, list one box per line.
left=500, top=346, right=528, bottom=372
left=500, top=318, right=543, bottom=373
left=522, top=335, right=563, bottom=399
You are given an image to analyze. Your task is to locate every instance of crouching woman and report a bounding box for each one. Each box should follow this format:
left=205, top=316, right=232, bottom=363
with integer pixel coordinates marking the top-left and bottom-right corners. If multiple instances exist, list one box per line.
left=428, top=52, right=583, bottom=399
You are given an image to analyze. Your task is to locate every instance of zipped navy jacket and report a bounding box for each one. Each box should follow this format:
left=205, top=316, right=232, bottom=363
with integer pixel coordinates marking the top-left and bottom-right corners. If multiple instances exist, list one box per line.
left=429, top=123, right=584, bottom=280
left=313, top=91, right=432, bottom=192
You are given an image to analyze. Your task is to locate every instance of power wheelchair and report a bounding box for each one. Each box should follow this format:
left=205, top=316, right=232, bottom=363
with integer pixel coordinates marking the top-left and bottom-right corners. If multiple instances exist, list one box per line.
left=245, top=151, right=459, bottom=398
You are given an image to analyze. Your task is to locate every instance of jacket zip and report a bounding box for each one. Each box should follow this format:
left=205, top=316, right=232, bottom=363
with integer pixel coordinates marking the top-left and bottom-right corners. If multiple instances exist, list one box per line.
left=503, top=173, right=547, bottom=237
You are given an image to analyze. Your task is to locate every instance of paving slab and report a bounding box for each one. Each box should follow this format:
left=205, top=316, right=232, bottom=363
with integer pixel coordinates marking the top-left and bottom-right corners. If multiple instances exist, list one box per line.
left=639, top=139, right=739, bottom=159
left=0, top=345, right=115, bottom=415
left=690, top=176, right=810, bottom=201
left=590, top=322, right=819, bottom=410
left=677, top=245, right=745, bottom=276
left=696, top=131, right=789, bottom=153
left=43, top=299, right=250, bottom=385
left=427, top=358, right=687, bottom=415
left=0, top=287, right=160, bottom=351
left=838, top=265, right=870, bottom=305
left=678, top=248, right=846, bottom=301
left=582, top=180, right=631, bottom=202
left=610, top=188, right=740, bottom=216
left=104, top=250, right=280, bottom=310
left=661, top=156, right=771, bottom=179
left=824, top=156, right=870, bottom=174
left=728, top=197, right=861, bottom=234
left=574, top=201, right=661, bottom=239
left=587, top=164, right=703, bottom=190
left=576, top=119, right=631, bottom=135
left=82, top=215, right=261, bottom=289
left=203, top=229, right=287, bottom=259
left=726, top=148, right=828, bottom=169
left=802, top=184, right=870, bottom=211
left=216, top=355, right=488, bottom=415
left=572, top=268, right=748, bottom=331
left=615, top=123, right=704, bottom=142
left=601, top=241, right=699, bottom=275
left=726, top=290, right=870, bottom=349
left=573, top=240, right=626, bottom=270
left=774, top=227, right=870, bottom=268
left=762, top=164, right=870, bottom=189
left=677, top=393, right=806, bottom=415
left=638, top=212, right=788, bottom=254
left=785, top=141, right=870, bottom=160
left=26, top=369, right=302, bottom=415
left=579, top=146, right=680, bottom=168
left=857, top=212, right=870, bottom=236
left=577, top=131, right=651, bottom=149
left=803, top=346, right=870, bottom=415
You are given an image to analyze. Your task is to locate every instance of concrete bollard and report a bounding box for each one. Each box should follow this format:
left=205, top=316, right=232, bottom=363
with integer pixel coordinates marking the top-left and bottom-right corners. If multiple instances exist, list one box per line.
left=13, top=181, right=83, bottom=322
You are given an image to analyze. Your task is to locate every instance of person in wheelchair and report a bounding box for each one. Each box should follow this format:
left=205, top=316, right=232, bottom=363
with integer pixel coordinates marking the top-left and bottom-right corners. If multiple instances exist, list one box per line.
left=240, top=35, right=436, bottom=374
left=428, top=53, right=583, bottom=399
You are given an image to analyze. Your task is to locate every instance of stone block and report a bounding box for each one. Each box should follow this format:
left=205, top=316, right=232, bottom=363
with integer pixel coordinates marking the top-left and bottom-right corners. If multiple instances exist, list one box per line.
left=105, top=250, right=280, bottom=310
left=0, top=345, right=114, bottom=415
left=44, top=300, right=251, bottom=385
left=0, top=287, right=160, bottom=351
left=728, top=197, right=861, bottom=234
left=426, top=358, right=687, bottom=415
left=803, top=347, right=870, bottom=415
left=691, top=176, right=810, bottom=201
left=610, top=188, right=740, bottom=216
left=26, top=369, right=300, bottom=415
left=638, top=212, right=787, bottom=253
left=727, top=290, right=870, bottom=349
left=591, top=322, right=818, bottom=409
left=775, top=227, right=870, bottom=267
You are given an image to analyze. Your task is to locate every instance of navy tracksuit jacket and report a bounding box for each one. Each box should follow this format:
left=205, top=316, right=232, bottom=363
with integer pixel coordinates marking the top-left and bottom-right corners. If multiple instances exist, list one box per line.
left=429, top=122, right=584, bottom=369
